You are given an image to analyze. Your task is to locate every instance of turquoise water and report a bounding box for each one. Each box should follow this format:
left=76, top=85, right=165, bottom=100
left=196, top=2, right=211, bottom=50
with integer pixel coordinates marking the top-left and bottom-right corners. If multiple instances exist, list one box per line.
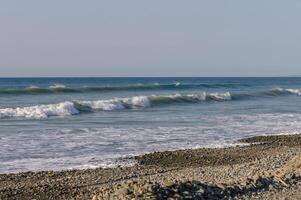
left=1, top=77, right=301, bottom=173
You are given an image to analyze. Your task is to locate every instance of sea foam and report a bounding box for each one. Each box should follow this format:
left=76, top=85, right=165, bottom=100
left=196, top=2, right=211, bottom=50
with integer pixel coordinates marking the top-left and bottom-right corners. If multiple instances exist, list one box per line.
left=0, top=92, right=231, bottom=119
left=49, top=84, right=67, bottom=89
left=0, top=102, right=79, bottom=119
left=2, top=87, right=301, bottom=119
left=272, top=88, right=301, bottom=96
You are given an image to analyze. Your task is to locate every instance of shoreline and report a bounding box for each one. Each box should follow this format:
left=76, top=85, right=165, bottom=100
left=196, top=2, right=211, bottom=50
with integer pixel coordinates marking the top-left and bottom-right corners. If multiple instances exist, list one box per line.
left=0, top=132, right=297, bottom=176
left=1, top=134, right=301, bottom=199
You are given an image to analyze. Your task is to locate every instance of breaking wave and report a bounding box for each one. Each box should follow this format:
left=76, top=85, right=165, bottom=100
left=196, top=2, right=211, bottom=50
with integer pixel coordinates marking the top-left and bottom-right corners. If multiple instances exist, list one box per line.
left=229, top=87, right=301, bottom=100
left=1, top=87, right=300, bottom=119
left=0, top=102, right=79, bottom=119
left=0, top=92, right=231, bottom=119
left=269, top=88, right=301, bottom=96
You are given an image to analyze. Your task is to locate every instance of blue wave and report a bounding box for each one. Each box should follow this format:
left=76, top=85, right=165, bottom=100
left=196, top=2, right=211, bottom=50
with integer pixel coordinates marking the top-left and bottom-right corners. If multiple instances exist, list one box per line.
left=0, top=83, right=247, bottom=95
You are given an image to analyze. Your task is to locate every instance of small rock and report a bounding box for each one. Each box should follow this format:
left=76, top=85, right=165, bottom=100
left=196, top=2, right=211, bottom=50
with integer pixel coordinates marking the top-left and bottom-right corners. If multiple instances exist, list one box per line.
left=91, top=195, right=98, bottom=200
left=162, top=180, right=174, bottom=187
left=115, top=188, right=130, bottom=197
left=132, top=182, right=139, bottom=192
left=284, top=173, right=295, bottom=180
left=196, top=187, right=205, bottom=195
left=268, top=184, right=274, bottom=190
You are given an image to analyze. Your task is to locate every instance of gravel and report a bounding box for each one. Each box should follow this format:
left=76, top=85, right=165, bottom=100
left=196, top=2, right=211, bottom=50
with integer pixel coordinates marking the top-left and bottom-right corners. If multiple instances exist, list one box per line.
left=1, top=134, right=301, bottom=200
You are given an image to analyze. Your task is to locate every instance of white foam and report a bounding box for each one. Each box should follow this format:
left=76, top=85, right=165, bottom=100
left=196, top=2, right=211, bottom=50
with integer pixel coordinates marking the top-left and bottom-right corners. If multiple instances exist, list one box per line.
left=79, top=96, right=150, bottom=111
left=187, top=93, right=207, bottom=101
left=0, top=102, right=79, bottom=119
left=123, top=96, right=150, bottom=107
left=260, top=131, right=300, bottom=136
left=26, top=85, right=40, bottom=89
left=79, top=99, right=125, bottom=111
left=273, top=88, right=301, bottom=95
left=1, top=113, right=301, bottom=173
left=49, top=84, right=66, bottom=89
left=0, top=92, right=232, bottom=119
left=286, top=89, right=301, bottom=95
left=207, top=92, right=232, bottom=100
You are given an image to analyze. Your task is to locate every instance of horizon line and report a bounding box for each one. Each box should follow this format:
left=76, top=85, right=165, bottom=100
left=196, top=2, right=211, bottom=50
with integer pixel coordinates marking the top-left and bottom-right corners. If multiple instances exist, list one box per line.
left=0, top=76, right=299, bottom=78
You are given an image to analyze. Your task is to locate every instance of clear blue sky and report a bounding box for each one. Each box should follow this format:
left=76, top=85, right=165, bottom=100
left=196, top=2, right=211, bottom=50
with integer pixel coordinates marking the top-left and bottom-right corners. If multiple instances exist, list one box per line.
left=1, top=0, right=301, bottom=77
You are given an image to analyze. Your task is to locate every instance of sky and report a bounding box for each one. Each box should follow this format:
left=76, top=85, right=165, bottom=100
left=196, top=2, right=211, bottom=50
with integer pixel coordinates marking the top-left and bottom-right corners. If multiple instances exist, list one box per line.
left=0, top=0, right=301, bottom=77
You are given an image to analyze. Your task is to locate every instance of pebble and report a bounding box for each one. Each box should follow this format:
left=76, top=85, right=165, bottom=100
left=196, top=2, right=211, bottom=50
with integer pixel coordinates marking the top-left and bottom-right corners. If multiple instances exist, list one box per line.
left=3, top=135, right=301, bottom=200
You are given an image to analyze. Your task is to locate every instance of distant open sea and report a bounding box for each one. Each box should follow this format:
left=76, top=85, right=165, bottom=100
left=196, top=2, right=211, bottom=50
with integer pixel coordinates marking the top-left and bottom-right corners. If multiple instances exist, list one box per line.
left=1, top=77, right=301, bottom=173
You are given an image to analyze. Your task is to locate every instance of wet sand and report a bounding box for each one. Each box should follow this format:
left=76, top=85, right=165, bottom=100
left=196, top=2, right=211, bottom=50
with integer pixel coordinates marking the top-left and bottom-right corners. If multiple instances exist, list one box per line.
left=1, top=134, right=301, bottom=199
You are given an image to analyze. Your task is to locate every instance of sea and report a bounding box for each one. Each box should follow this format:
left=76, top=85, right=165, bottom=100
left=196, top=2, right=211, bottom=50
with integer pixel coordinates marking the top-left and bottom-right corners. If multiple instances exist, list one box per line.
left=1, top=77, right=301, bottom=174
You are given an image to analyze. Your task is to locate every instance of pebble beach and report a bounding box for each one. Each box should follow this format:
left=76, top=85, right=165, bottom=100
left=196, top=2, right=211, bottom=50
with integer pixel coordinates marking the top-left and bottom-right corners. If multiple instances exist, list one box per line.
left=2, top=134, right=301, bottom=199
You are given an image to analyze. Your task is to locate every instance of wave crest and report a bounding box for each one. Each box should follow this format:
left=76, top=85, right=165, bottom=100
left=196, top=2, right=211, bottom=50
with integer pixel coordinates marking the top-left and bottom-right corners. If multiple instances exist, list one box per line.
left=0, top=102, right=79, bottom=119
left=1, top=88, right=300, bottom=119
left=271, top=88, right=301, bottom=96
left=0, top=83, right=245, bottom=95
left=0, top=92, right=231, bottom=119
left=49, top=84, right=66, bottom=89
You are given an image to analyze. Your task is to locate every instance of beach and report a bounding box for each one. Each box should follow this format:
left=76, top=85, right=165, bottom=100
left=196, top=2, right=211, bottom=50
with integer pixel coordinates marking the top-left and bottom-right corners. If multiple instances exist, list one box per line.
left=2, top=0, right=301, bottom=198
left=1, top=134, right=301, bottom=199
left=2, top=77, right=301, bottom=174
left=2, top=78, right=301, bottom=199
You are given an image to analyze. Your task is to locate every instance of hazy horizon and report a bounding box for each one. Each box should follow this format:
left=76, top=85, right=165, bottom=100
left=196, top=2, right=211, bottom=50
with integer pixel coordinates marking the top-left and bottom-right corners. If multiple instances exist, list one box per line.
left=0, top=75, right=300, bottom=78
left=1, top=0, right=301, bottom=77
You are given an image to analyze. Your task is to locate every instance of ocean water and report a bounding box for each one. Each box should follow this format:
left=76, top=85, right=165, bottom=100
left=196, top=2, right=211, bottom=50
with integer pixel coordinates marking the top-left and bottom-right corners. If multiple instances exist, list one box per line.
left=1, top=77, right=301, bottom=173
